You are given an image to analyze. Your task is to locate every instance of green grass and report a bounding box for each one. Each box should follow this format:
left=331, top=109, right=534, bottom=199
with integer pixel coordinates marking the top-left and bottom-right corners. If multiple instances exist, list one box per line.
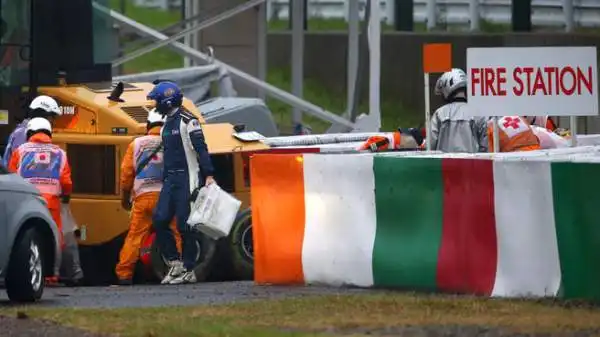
left=109, top=0, right=180, bottom=26
left=266, top=67, right=417, bottom=133
left=3, top=293, right=600, bottom=336
left=110, top=0, right=184, bottom=73
left=119, top=41, right=183, bottom=74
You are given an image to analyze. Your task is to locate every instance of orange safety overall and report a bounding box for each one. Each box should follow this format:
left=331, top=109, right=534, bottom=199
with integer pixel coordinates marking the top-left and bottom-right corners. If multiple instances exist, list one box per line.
left=115, top=126, right=181, bottom=281
left=8, top=133, right=72, bottom=247
left=487, top=116, right=541, bottom=152
left=358, top=131, right=403, bottom=152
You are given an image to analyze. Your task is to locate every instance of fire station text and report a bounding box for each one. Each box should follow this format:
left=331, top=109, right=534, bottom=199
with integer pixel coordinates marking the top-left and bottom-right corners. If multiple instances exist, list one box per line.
left=470, top=66, right=594, bottom=97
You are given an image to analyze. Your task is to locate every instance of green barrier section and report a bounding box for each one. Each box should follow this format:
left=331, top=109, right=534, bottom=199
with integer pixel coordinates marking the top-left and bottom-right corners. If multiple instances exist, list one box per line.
left=372, top=157, right=444, bottom=290
left=551, top=162, right=600, bottom=300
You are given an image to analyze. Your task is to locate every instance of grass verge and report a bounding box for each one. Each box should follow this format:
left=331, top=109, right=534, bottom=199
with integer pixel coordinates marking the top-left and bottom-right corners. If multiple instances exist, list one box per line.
left=266, top=67, right=417, bottom=133
left=109, top=0, right=183, bottom=73
left=3, top=293, right=600, bottom=337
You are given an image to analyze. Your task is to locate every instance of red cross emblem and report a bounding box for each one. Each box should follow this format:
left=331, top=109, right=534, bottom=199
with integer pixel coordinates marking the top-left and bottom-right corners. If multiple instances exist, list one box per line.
left=39, top=154, right=46, bottom=161
left=503, top=117, right=521, bottom=129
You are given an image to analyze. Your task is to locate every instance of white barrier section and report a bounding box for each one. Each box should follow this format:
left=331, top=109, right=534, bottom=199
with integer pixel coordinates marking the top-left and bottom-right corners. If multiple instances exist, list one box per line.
left=491, top=160, right=561, bottom=297
left=302, top=154, right=377, bottom=287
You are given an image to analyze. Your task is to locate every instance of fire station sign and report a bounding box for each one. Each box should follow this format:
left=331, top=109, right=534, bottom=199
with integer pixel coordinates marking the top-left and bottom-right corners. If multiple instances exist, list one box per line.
left=466, top=47, right=598, bottom=116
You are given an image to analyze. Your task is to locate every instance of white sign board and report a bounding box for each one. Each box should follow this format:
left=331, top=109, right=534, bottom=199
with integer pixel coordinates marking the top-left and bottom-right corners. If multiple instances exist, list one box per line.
left=467, top=47, right=598, bottom=116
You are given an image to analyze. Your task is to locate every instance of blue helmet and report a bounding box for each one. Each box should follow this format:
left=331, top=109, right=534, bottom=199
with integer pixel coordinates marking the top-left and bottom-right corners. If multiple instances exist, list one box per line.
left=146, top=81, right=183, bottom=115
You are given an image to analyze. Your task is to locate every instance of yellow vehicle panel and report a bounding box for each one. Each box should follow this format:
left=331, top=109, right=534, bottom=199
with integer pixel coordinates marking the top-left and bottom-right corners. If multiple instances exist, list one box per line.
left=38, top=82, right=203, bottom=136
left=70, top=198, right=129, bottom=246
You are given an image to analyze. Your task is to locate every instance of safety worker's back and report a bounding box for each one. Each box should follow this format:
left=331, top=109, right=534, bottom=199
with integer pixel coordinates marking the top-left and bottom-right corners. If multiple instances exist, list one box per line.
left=12, top=137, right=69, bottom=198
left=120, top=126, right=165, bottom=200
left=431, top=101, right=488, bottom=153
left=132, top=134, right=164, bottom=197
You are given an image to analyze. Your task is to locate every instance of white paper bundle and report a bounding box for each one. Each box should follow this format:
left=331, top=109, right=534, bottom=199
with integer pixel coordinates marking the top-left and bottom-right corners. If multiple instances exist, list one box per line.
left=187, top=183, right=242, bottom=239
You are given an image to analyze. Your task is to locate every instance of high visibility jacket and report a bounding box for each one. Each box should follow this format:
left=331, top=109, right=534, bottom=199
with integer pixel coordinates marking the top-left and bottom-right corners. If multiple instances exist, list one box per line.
left=8, top=133, right=73, bottom=208
left=121, top=126, right=164, bottom=199
left=487, top=116, right=541, bottom=152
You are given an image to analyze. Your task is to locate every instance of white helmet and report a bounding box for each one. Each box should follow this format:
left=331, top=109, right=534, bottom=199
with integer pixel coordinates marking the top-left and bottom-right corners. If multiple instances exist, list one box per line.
left=435, top=68, right=467, bottom=99
left=147, top=108, right=166, bottom=124
left=26, top=117, right=52, bottom=135
left=29, top=95, right=61, bottom=115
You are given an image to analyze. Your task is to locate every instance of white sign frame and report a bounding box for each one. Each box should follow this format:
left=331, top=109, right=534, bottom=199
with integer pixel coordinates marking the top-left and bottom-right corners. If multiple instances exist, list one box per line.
left=466, top=46, right=598, bottom=117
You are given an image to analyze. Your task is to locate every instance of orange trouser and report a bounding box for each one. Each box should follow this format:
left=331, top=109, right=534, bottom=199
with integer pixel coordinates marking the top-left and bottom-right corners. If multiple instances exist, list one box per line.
left=43, top=194, right=64, bottom=249
left=115, top=192, right=182, bottom=280
left=48, top=207, right=64, bottom=249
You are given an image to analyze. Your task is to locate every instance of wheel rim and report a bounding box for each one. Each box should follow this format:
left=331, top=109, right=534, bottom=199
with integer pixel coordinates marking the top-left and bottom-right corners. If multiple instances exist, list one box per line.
left=161, top=239, right=202, bottom=266
left=29, top=242, right=42, bottom=292
left=240, top=223, right=253, bottom=261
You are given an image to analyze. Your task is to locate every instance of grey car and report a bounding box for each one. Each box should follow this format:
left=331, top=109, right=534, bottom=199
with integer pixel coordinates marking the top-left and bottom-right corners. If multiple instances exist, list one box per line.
left=0, top=163, right=61, bottom=302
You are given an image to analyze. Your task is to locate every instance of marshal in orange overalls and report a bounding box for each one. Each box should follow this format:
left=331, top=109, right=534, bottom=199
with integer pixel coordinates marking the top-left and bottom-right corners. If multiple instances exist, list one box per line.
left=487, top=116, right=541, bottom=152
left=115, top=126, right=181, bottom=282
left=9, top=133, right=73, bottom=246
left=358, top=130, right=404, bottom=152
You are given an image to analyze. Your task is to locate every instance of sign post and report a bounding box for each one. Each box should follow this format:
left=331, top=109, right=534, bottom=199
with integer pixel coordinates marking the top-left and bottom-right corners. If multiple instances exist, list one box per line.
left=570, top=116, right=578, bottom=147
left=492, top=116, right=500, bottom=153
left=466, top=46, right=598, bottom=151
left=424, top=73, right=431, bottom=149
left=422, top=43, right=452, bottom=150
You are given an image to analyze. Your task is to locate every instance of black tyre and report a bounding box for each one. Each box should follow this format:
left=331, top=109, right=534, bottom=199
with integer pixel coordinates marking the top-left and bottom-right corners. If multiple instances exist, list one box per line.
left=150, top=230, right=217, bottom=282
left=6, top=228, right=45, bottom=302
left=228, top=208, right=253, bottom=280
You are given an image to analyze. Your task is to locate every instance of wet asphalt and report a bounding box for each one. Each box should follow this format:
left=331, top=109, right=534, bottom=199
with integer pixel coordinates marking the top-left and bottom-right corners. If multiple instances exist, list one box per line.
left=0, top=281, right=371, bottom=308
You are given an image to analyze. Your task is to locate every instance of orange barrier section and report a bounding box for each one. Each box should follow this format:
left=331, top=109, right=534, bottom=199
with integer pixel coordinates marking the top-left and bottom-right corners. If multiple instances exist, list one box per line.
left=251, top=154, right=306, bottom=284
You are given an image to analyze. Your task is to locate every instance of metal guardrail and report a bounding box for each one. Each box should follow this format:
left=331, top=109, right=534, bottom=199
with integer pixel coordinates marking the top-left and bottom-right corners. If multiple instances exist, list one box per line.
left=133, top=0, right=181, bottom=11
left=266, top=0, right=600, bottom=28
left=132, top=0, right=600, bottom=28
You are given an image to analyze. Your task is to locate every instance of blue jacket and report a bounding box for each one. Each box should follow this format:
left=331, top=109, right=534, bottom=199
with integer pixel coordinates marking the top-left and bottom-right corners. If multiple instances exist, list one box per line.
left=2, top=119, right=30, bottom=167
left=161, top=109, right=214, bottom=192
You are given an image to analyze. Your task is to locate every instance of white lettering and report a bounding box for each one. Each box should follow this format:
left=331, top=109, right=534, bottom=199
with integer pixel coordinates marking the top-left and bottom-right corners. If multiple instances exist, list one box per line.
left=60, top=106, right=76, bottom=115
left=471, top=66, right=594, bottom=97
